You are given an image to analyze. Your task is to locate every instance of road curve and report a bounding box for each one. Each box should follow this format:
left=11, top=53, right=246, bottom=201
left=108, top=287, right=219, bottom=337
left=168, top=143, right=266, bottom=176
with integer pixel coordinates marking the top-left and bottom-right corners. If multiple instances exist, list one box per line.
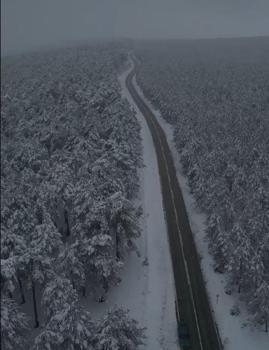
left=126, top=60, right=223, bottom=350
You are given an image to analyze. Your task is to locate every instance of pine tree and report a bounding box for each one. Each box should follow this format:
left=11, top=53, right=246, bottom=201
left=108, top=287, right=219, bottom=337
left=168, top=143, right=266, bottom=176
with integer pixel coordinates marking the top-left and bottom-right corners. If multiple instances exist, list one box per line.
left=94, top=308, right=145, bottom=350
left=106, top=191, right=140, bottom=260
left=41, top=275, right=78, bottom=322
left=1, top=226, right=28, bottom=303
left=56, top=244, right=85, bottom=294
left=249, top=281, right=269, bottom=332
left=80, top=231, right=121, bottom=295
left=1, top=256, right=17, bottom=298
left=27, top=210, right=63, bottom=327
left=32, top=302, right=95, bottom=350
left=1, top=297, right=29, bottom=350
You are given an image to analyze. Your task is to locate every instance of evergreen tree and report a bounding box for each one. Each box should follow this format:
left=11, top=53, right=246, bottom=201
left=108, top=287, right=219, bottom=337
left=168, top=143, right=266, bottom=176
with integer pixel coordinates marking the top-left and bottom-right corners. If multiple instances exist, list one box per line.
left=41, top=275, right=78, bottom=322
left=1, top=297, right=29, bottom=350
left=27, top=210, right=63, bottom=327
left=56, top=245, right=85, bottom=293
left=32, top=302, right=95, bottom=350
left=94, top=308, right=145, bottom=350
left=249, top=281, right=269, bottom=332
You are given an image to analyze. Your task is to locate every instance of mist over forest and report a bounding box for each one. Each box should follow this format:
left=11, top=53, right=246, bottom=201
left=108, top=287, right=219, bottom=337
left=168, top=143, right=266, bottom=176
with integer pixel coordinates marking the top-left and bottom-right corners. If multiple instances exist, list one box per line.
left=2, top=0, right=269, bottom=55
left=1, top=1, right=269, bottom=350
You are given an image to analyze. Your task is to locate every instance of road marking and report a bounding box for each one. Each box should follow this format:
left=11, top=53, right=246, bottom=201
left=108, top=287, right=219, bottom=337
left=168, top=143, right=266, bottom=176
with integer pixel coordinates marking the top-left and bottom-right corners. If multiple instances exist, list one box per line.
left=127, top=71, right=204, bottom=350
left=144, top=96, right=223, bottom=350
left=148, top=108, right=204, bottom=350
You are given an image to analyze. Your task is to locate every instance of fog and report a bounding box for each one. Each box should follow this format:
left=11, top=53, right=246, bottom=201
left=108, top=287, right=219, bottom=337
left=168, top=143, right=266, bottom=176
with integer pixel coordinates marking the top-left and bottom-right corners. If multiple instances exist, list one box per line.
left=2, top=0, right=269, bottom=54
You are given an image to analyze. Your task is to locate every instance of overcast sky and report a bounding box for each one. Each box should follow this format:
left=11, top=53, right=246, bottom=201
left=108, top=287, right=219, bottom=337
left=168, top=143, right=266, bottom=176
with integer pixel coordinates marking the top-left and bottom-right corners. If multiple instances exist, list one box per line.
left=2, top=0, right=269, bottom=54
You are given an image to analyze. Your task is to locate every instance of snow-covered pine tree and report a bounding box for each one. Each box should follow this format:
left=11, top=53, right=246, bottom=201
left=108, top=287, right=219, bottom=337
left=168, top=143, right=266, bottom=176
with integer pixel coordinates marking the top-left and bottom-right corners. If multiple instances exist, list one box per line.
left=1, top=256, right=17, bottom=299
left=248, top=281, right=269, bottom=332
left=228, top=223, right=251, bottom=293
left=55, top=244, right=86, bottom=294
left=106, top=191, right=140, bottom=260
left=1, top=200, right=35, bottom=304
left=32, top=302, right=95, bottom=350
left=1, top=297, right=29, bottom=350
left=41, top=275, right=78, bottom=322
left=78, top=229, right=121, bottom=297
left=94, top=307, right=145, bottom=350
left=27, top=210, right=63, bottom=327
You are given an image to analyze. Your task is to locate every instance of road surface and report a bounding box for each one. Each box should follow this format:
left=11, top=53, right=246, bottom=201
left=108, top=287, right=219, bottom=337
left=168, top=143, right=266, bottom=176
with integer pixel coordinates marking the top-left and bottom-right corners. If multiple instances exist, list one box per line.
left=126, top=59, right=223, bottom=350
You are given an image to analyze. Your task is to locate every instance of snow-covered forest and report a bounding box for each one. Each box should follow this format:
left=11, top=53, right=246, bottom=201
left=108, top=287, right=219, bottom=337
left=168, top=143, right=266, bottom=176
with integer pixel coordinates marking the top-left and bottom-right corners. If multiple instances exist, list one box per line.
left=135, top=37, right=269, bottom=332
left=1, top=44, right=145, bottom=349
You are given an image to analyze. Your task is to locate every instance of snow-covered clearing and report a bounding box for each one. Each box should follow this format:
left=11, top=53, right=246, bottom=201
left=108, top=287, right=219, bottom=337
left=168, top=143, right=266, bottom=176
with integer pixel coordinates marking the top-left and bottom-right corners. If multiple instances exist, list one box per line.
left=117, top=63, right=178, bottom=350
left=132, top=71, right=269, bottom=350
left=82, top=62, right=178, bottom=349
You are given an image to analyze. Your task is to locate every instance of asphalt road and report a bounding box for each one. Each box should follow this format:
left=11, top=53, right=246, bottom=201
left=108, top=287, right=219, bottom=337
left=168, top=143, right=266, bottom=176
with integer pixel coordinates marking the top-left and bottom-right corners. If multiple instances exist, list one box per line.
left=126, top=61, right=223, bottom=350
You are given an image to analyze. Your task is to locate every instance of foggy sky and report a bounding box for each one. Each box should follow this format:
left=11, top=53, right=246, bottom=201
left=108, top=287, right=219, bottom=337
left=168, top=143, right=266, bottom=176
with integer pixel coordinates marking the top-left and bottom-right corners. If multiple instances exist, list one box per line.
left=2, top=0, right=269, bottom=54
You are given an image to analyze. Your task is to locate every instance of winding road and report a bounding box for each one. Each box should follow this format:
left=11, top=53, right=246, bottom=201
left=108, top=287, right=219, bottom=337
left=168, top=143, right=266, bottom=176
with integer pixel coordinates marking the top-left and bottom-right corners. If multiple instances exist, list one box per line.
left=126, top=58, right=223, bottom=350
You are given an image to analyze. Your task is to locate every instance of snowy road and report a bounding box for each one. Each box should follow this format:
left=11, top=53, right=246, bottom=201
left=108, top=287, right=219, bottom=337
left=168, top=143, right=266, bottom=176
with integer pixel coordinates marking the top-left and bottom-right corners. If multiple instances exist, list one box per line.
left=105, top=64, right=178, bottom=349
left=125, top=58, right=223, bottom=350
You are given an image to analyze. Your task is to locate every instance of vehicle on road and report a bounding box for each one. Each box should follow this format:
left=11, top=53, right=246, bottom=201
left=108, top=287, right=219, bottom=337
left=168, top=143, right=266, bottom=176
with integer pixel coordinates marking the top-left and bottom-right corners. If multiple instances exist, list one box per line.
left=175, top=301, right=191, bottom=349
left=177, top=321, right=191, bottom=350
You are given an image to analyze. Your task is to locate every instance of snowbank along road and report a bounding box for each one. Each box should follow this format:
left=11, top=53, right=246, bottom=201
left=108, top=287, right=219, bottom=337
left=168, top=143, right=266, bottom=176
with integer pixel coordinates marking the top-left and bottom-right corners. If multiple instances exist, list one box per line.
left=126, top=55, right=223, bottom=350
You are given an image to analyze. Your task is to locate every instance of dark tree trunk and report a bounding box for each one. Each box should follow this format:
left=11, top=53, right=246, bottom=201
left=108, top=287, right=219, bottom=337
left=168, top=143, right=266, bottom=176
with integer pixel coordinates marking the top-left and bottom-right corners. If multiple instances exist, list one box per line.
left=64, top=209, right=70, bottom=237
left=103, top=277, right=109, bottom=293
left=265, top=319, right=268, bottom=333
left=237, top=277, right=241, bottom=293
left=112, top=216, right=121, bottom=261
left=72, top=280, right=75, bottom=290
left=8, top=291, right=13, bottom=299
left=31, top=279, right=39, bottom=328
left=116, top=231, right=121, bottom=261
left=238, top=260, right=242, bottom=293
left=36, top=206, right=43, bottom=224
left=82, top=285, right=86, bottom=297
left=17, top=274, right=25, bottom=304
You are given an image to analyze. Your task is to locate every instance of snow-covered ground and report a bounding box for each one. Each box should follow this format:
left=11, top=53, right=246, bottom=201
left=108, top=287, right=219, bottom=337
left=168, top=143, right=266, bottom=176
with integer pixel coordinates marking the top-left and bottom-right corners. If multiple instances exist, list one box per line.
left=132, top=69, right=269, bottom=350
left=82, top=62, right=178, bottom=349
left=116, top=63, right=178, bottom=350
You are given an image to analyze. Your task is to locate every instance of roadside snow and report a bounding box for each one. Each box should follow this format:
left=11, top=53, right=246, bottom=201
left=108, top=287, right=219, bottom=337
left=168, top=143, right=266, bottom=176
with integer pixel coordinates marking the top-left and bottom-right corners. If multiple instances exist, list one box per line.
left=118, top=62, right=178, bottom=350
left=132, top=72, right=269, bottom=350
left=82, top=62, right=178, bottom=350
